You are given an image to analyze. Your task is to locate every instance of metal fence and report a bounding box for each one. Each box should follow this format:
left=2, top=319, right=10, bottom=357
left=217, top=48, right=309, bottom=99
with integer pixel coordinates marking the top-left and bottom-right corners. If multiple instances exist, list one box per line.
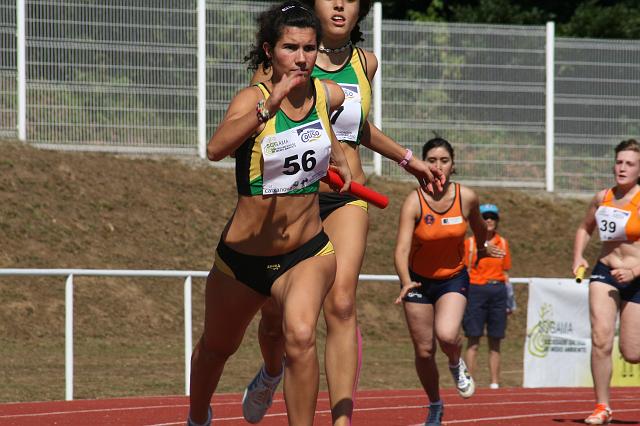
left=554, top=38, right=640, bottom=193
left=2, top=0, right=640, bottom=192
left=0, top=0, right=16, bottom=138
left=378, top=20, right=547, bottom=188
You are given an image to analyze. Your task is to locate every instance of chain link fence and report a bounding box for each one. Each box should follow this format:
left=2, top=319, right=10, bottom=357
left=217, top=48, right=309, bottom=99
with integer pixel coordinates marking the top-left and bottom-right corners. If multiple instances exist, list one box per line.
left=2, top=0, right=640, bottom=192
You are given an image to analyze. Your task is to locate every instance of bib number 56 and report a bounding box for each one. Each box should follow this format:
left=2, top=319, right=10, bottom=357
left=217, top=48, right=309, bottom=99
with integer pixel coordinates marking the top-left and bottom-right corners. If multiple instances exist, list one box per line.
left=283, top=150, right=316, bottom=175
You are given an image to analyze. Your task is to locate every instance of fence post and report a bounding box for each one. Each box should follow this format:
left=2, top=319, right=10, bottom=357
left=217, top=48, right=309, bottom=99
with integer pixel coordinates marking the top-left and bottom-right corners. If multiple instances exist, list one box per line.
left=545, top=22, right=555, bottom=192
left=65, top=274, right=74, bottom=401
left=372, top=2, right=382, bottom=176
left=16, top=0, right=26, bottom=141
left=197, top=0, right=207, bottom=159
left=184, top=275, right=193, bottom=396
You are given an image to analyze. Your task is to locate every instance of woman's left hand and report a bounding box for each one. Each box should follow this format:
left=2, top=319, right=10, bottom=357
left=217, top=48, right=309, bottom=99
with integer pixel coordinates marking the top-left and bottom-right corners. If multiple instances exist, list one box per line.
left=395, top=281, right=421, bottom=304
left=328, top=163, right=351, bottom=193
left=611, top=267, right=635, bottom=284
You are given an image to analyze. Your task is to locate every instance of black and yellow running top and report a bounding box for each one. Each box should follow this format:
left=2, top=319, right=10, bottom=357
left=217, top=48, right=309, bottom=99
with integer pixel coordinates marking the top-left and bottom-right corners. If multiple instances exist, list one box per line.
left=235, top=77, right=333, bottom=196
left=311, top=47, right=371, bottom=145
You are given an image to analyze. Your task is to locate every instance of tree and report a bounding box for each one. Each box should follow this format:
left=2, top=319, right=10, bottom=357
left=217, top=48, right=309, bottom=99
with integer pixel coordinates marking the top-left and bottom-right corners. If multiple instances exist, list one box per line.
left=388, top=0, right=640, bottom=39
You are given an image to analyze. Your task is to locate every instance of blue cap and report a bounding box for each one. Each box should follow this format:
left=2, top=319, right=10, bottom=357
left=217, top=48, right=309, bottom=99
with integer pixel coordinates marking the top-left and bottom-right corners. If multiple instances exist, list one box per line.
left=479, top=203, right=499, bottom=216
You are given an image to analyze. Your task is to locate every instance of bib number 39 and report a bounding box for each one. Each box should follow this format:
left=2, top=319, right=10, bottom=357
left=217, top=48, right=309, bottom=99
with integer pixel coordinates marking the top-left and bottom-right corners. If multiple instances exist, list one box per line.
left=283, top=150, right=316, bottom=175
left=600, top=220, right=616, bottom=234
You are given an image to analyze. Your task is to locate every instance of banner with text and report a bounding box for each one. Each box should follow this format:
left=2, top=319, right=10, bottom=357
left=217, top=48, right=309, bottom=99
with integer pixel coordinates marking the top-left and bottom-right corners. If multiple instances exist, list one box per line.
left=523, top=278, right=640, bottom=387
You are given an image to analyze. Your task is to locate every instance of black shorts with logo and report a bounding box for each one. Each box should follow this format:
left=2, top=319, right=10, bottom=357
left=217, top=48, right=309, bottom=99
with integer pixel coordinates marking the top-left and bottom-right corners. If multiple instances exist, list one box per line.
left=591, top=261, right=640, bottom=303
left=213, top=231, right=334, bottom=296
left=402, top=268, right=470, bottom=305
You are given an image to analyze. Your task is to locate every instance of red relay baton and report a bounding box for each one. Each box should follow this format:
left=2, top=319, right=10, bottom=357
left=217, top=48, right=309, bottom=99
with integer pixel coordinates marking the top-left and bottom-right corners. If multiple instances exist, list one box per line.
left=322, top=169, right=389, bottom=209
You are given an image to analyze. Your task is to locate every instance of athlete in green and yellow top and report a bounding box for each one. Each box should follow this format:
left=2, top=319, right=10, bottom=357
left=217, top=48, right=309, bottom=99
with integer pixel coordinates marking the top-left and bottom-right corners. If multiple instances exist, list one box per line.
left=236, top=76, right=335, bottom=196
left=247, top=2, right=445, bottom=426
left=187, top=3, right=352, bottom=426
left=311, top=46, right=371, bottom=145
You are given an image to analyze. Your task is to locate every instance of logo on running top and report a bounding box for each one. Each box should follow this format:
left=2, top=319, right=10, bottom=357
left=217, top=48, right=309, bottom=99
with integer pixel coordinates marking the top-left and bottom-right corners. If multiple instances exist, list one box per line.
left=424, top=214, right=435, bottom=225
left=266, top=264, right=281, bottom=271
left=340, top=84, right=359, bottom=100
left=297, top=121, right=323, bottom=143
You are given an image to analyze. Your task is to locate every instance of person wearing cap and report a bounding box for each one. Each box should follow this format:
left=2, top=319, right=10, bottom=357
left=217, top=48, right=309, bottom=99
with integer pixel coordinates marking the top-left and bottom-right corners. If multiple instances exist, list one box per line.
left=462, top=203, right=513, bottom=390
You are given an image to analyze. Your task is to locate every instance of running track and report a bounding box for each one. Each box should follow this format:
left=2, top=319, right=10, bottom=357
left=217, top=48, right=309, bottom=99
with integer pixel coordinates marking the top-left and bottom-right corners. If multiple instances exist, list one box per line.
left=1, top=388, right=639, bottom=425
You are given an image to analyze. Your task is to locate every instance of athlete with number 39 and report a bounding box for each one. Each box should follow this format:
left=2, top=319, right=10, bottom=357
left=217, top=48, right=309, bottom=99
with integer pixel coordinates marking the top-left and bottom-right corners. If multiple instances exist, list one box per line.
left=573, top=139, right=640, bottom=425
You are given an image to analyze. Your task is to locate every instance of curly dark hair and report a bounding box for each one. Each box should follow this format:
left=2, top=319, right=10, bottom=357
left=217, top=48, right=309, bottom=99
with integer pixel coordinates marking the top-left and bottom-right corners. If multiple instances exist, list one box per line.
left=300, top=0, right=372, bottom=44
left=245, top=1, right=322, bottom=71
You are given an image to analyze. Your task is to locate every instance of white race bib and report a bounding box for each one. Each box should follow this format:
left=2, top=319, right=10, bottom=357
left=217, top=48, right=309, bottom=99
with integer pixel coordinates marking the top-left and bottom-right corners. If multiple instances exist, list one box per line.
left=330, top=83, right=362, bottom=142
left=261, top=119, right=331, bottom=195
left=442, top=216, right=463, bottom=225
left=595, top=205, right=630, bottom=241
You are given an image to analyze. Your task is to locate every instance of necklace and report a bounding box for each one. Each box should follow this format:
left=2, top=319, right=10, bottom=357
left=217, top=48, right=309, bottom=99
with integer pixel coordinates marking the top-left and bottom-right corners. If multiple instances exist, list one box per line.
left=319, top=40, right=352, bottom=54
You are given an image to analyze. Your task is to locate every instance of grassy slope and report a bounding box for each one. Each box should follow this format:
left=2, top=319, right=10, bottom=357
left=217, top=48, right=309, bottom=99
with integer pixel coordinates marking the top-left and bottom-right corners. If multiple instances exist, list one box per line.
left=0, top=140, right=601, bottom=402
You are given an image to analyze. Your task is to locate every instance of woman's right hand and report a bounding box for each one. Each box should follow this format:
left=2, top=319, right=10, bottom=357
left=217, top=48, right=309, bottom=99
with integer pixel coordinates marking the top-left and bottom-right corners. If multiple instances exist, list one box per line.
left=572, top=258, right=588, bottom=276
left=266, top=70, right=309, bottom=113
left=394, top=281, right=421, bottom=304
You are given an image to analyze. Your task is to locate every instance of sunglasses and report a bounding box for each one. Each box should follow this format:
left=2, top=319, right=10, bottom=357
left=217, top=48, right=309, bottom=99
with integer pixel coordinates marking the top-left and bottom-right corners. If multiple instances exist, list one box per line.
left=482, top=213, right=499, bottom=221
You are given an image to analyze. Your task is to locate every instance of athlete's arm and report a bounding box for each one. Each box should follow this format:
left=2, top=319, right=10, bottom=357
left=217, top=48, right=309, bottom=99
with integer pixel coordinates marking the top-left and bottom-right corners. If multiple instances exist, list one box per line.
left=463, top=186, right=504, bottom=261
left=572, top=190, right=602, bottom=274
left=208, top=72, right=307, bottom=161
left=361, top=123, right=445, bottom=193
left=206, top=86, right=263, bottom=161
left=324, top=82, right=351, bottom=192
left=394, top=190, right=421, bottom=304
left=361, top=49, right=378, bottom=82
left=324, top=80, right=346, bottom=113
left=357, top=49, right=444, bottom=192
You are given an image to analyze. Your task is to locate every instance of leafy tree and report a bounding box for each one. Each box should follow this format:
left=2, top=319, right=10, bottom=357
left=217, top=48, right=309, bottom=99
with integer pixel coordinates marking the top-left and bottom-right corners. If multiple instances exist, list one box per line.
left=388, top=0, right=640, bottom=39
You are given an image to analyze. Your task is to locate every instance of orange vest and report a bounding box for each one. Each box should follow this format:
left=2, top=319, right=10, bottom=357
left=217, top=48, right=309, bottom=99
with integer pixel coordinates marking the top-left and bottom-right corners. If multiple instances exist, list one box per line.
left=595, top=187, right=640, bottom=242
left=409, top=184, right=467, bottom=279
left=464, top=234, right=511, bottom=285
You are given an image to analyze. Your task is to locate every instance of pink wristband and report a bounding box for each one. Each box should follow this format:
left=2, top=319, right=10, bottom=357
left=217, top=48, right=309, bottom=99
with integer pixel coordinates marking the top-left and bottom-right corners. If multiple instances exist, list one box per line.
left=398, top=149, right=413, bottom=168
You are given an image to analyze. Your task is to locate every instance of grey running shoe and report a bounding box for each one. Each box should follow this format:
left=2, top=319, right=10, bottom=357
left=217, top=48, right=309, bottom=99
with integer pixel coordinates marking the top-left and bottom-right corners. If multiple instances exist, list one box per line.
left=424, top=402, right=444, bottom=426
left=449, top=358, right=475, bottom=398
left=241, top=363, right=283, bottom=423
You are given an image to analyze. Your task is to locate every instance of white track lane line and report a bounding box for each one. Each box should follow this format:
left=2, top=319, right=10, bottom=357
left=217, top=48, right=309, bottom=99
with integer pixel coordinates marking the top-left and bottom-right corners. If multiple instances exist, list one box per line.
left=3, top=390, right=638, bottom=421
left=144, top=398, right=640, bottom=426
left=409, top=407, right=640, bottom=425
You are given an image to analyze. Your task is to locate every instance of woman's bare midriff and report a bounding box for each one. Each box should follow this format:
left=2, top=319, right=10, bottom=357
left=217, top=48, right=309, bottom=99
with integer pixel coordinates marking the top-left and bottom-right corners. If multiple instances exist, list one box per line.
left=599, top=240, right=640, bottom=269
left=223, top=193, right=324, bottom=256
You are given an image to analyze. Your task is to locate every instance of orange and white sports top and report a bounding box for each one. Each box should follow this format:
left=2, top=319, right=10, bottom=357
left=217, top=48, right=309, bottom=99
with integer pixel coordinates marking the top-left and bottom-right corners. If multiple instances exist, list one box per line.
left=409, top=184, right=467, bottom=279
left=595, top=187, right=640, bottom=242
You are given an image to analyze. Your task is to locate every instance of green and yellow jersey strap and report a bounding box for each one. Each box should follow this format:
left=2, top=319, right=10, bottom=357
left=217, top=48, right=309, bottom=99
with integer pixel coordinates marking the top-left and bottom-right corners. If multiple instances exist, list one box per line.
left=311, top=46, right=372, bottom=144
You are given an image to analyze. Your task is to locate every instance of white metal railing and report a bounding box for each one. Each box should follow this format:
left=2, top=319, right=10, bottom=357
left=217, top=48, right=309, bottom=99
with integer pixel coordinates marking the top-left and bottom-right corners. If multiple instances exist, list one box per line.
left=0, top=268, right=532, bottom=401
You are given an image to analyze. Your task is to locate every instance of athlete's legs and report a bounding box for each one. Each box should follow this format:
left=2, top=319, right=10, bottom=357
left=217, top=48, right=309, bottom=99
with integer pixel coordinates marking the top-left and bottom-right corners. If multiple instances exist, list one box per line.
left=321, top=205, right=368, bottom=426
left=464, top=336, right=481, bottom=376
left=270, top=252, right=336, bottom=426
left=189, top=269, right=267, bottom=424
left=488, top=337, right=501, bottom=385
left=257, top=298, right=286, bottom=377
left=434, top=292, right=467, bottom=365
left=403, top=302, right=440, bottom=402
left=589, top=282, right=619, bottom=406
left=619, top=300, right=640, bottom=363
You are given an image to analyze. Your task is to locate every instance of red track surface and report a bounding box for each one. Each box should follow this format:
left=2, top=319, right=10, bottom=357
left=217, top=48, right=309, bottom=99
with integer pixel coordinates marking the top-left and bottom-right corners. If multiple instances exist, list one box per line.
left=1, top=387, right=639, bottom=425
